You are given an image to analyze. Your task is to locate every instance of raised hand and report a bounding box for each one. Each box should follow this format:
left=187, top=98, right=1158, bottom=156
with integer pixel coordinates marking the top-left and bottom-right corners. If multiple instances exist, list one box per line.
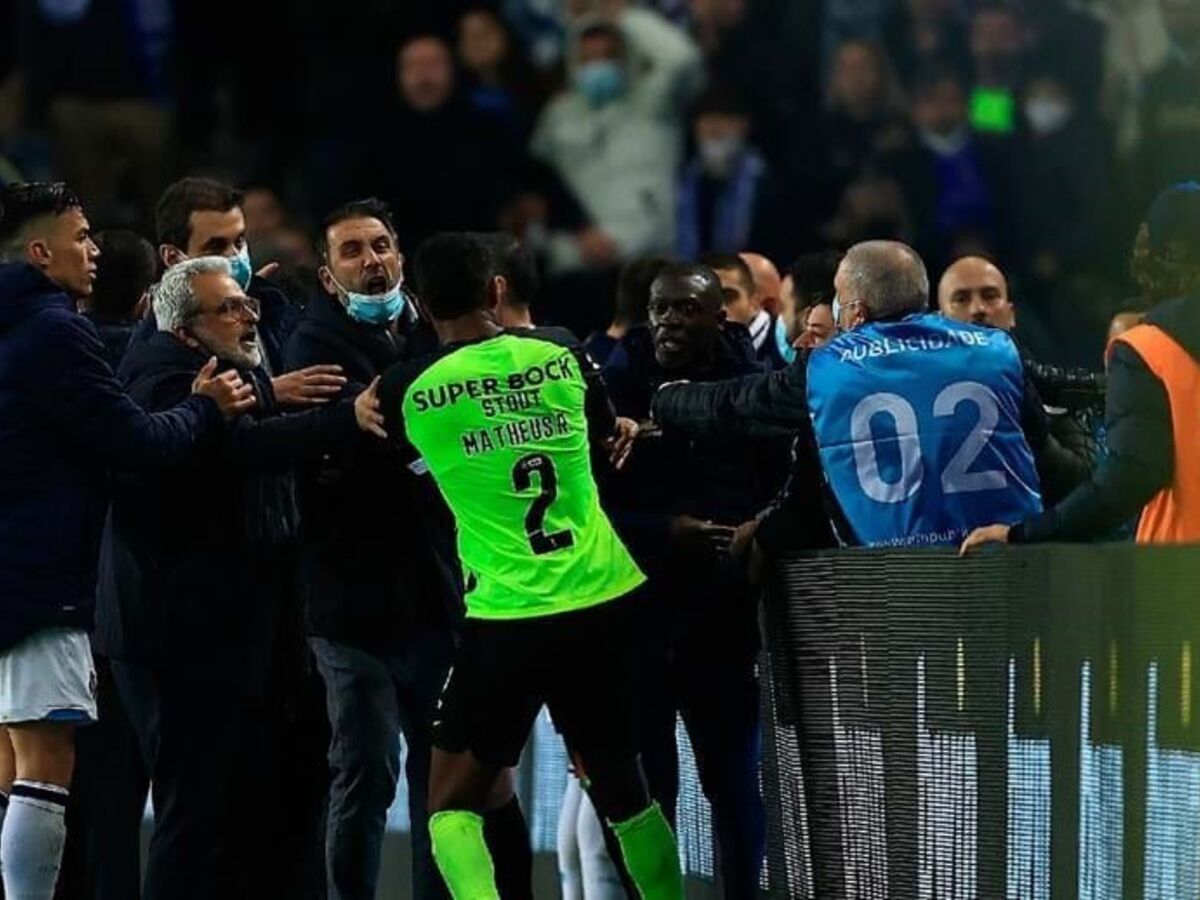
left=192, top=357, right=256, bottom=419
left=272, top=365, right=347, bottom=407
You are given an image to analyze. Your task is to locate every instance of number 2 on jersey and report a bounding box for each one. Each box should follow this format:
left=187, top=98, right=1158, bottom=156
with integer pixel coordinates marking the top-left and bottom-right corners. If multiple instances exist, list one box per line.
left=512, top=453, right=575, bottom=555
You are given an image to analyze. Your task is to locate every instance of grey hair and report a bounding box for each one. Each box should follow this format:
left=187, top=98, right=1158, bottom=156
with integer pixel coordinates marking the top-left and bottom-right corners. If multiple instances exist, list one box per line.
left=154, top=256, right=232, bottom=331
left=841, top=241, right=929, bottom=320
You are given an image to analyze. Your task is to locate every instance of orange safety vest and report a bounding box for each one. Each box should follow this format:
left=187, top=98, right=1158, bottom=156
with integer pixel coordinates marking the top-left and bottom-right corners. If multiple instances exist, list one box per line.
left=1112, top=324, right=1200, bottom=543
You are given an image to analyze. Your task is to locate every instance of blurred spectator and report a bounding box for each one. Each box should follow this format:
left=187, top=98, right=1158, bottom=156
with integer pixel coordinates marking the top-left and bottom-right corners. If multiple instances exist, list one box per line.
left=740, top=252, right=781, bottom=315
left=364, top=35, right=521, bottom=255
left=798, top=298, right=835, bottom=350
left=779, top=250, right=841, bottom=345
left=823, top=171, right=914, bottom=249
left=585, top=255, right=673, bottom=365
left=882, top=0, right=970, bottom=86
left=804, top=38, right=910, bottom=219
left=243, top=185, right=288, bottom=244
left=84, top=230, right=156, bottom=370
left=676, top=88, right=794, bottom=264
left=969, top=1, right=1027, bottom=92
left=1137, top=0, right=1200, bottom=201
left=697, top=0, right=822, bottom=173
left=703, top=251, right=791, bottom=368
left=1015, top=63, right=1114, bottom=306
left=20, top=0, right=171, bottom=229
left=880, top=62, right=1015, bottom=270
left=531, top=8, right=700, bottom=335
left=532, top=9, right=701, bottom=274
left=457, top=6, right=546, bottom=138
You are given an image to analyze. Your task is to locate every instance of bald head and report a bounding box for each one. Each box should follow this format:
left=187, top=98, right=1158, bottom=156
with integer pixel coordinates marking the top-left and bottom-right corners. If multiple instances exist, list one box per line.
left=835, top=241, right=929, bottom=329
left=649, top=263, right=725, bottom=370
left=938, top=256, right=1014, bottom=330
left=740, top=252, right=782, bottom=314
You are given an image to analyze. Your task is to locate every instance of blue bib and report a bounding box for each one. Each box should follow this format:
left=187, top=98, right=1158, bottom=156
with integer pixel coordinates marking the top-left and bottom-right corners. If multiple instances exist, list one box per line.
left=807, top=314, right=1042, bottom=547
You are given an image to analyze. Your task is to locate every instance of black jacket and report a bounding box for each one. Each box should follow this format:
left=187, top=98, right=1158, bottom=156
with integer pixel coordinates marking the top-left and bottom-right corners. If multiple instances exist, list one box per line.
left=283, top=294, right=460, bottom=651
left=650, top=321, right=1074, bottom=549
left=1014, top=294, right=1200, bottom=542
left=603, top=325, right=786, bottom=653
left=0, top=263, right=220, bottom=651
left=85, top=313, right=135, bottom=371
left=96, top=332, right=358, bottom=691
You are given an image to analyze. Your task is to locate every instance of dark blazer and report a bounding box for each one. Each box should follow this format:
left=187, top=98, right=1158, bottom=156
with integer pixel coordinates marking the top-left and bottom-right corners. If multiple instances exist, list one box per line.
left=0, top=263, right=220, bottom=651
left=96, top=330, right=357, bottom=692
left=283, top=293, right=460, bottom=652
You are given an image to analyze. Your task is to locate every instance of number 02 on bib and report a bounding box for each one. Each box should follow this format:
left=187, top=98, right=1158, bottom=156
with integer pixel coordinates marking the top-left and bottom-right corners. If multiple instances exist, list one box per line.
left=806, top=314, right=1043, bottom=548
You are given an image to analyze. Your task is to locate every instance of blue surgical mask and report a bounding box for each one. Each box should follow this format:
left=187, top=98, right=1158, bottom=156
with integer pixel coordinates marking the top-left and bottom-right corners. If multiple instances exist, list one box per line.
left=773, top=315, right=796, bottom=364
left=331, top=274, right=407, bottom=325
left=228, top=245, right=253, bottom=290
left=575, top=61, right=625, bottom=106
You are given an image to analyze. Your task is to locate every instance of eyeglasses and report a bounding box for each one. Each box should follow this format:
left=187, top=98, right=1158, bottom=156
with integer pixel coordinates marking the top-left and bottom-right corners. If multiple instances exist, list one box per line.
left=206, top=297, right=260, bottom=320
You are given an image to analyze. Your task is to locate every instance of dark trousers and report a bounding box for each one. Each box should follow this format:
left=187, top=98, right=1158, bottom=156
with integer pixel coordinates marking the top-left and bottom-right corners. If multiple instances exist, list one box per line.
left=55, top=656, right=150, bottom=900
left=310, top=632, right=453, bottom=900
left=640, top=616, right=766, bottom=900
left=116, top=662, right=328, bottom=900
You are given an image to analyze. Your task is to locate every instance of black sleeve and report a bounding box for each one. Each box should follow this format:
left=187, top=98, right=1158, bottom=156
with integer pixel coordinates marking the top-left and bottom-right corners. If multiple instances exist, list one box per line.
left=527, top=328, right=617, bottom=442
left=223, top=402, right=359, bottom=474
left=755, top=428, right=840, bottom=554
left=35, top=314, right=222, bottom=470
left=1014, top=343, right=1173, bottom=542
left=1022, top=370, right=1093, bottom=504
left=650, top=358, right=809, bottom=440
left=378, top=358, right=422, bottom=463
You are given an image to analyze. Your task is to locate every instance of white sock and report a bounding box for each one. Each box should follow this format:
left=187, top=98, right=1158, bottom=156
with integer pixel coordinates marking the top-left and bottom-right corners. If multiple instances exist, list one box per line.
left=1, top=781, right=68, bottom=900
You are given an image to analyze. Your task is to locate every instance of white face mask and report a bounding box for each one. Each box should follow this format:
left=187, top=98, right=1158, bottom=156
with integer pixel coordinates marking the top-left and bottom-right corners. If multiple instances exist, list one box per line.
left=698, top=134, right=746, bottom=178
left=918, top=125, right=970, bottom=157
left=1024, top=97, right=1072, bottom=136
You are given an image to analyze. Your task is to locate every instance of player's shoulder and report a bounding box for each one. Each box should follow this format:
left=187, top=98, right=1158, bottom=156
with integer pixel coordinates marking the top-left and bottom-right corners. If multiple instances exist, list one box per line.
left=506, top=326, right=602, bottom=375
left=379, top=345, right=454, bottom=407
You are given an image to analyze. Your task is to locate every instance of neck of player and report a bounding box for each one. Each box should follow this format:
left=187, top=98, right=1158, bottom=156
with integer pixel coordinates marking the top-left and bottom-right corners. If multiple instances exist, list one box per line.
left=434, top=311, right=505, bottom=346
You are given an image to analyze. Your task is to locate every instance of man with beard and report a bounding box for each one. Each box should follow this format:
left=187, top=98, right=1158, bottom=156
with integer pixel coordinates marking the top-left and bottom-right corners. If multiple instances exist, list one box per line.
left=602, top=263, right=782, bottom=899
left=97, top=257, right=385, bottom=900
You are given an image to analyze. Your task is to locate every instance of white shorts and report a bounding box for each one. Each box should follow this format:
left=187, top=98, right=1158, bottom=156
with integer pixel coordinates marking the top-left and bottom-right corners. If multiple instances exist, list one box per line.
left=0, top=627, right=97, bottom=725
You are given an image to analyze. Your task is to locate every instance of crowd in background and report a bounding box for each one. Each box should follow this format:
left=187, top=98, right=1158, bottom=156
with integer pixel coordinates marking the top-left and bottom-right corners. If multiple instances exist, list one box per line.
left=3, top=0, right=1199, bottom=364
left=0, top=2, right=1198, bottom=900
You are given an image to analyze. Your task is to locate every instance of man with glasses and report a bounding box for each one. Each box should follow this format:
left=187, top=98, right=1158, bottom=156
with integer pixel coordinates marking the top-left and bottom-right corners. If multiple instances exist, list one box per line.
left=0, top=183, right=253, bottom=900
left=97, top=256, right=386, bottom=900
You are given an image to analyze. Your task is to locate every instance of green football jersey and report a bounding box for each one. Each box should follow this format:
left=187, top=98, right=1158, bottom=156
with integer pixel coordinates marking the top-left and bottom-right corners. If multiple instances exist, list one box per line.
left=383, top=330, right=644, bottom=620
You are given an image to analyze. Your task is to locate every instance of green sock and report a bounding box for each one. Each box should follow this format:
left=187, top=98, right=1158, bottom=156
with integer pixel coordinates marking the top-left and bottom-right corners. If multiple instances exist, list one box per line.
left=428, top=810, right=501, bottom=900
left=610, top=801, right=684, bottom=900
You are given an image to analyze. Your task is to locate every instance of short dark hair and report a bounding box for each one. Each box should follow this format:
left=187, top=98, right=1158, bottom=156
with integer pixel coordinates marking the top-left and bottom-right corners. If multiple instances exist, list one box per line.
left=912, top=60, right=966, bottom=98
left=481, top=233, right=539, bottom=308
left=414, top=232, right=492, bottom=321
left=155, top=177, right=243, bottom=249
left=699, top=252, right=755, bottom=295
left=614, top=256, right=673, bottom=325
left=786, top=251, right=842, bottom=306
left=90, top=230, right=158, bottom=319
left=0, top=182, right=82, bottom=254
left=650, top=262, right=724, bottom=309
left=692, top=84, right=750, bottom=121
left=317, top=197, right=398, bottom=262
